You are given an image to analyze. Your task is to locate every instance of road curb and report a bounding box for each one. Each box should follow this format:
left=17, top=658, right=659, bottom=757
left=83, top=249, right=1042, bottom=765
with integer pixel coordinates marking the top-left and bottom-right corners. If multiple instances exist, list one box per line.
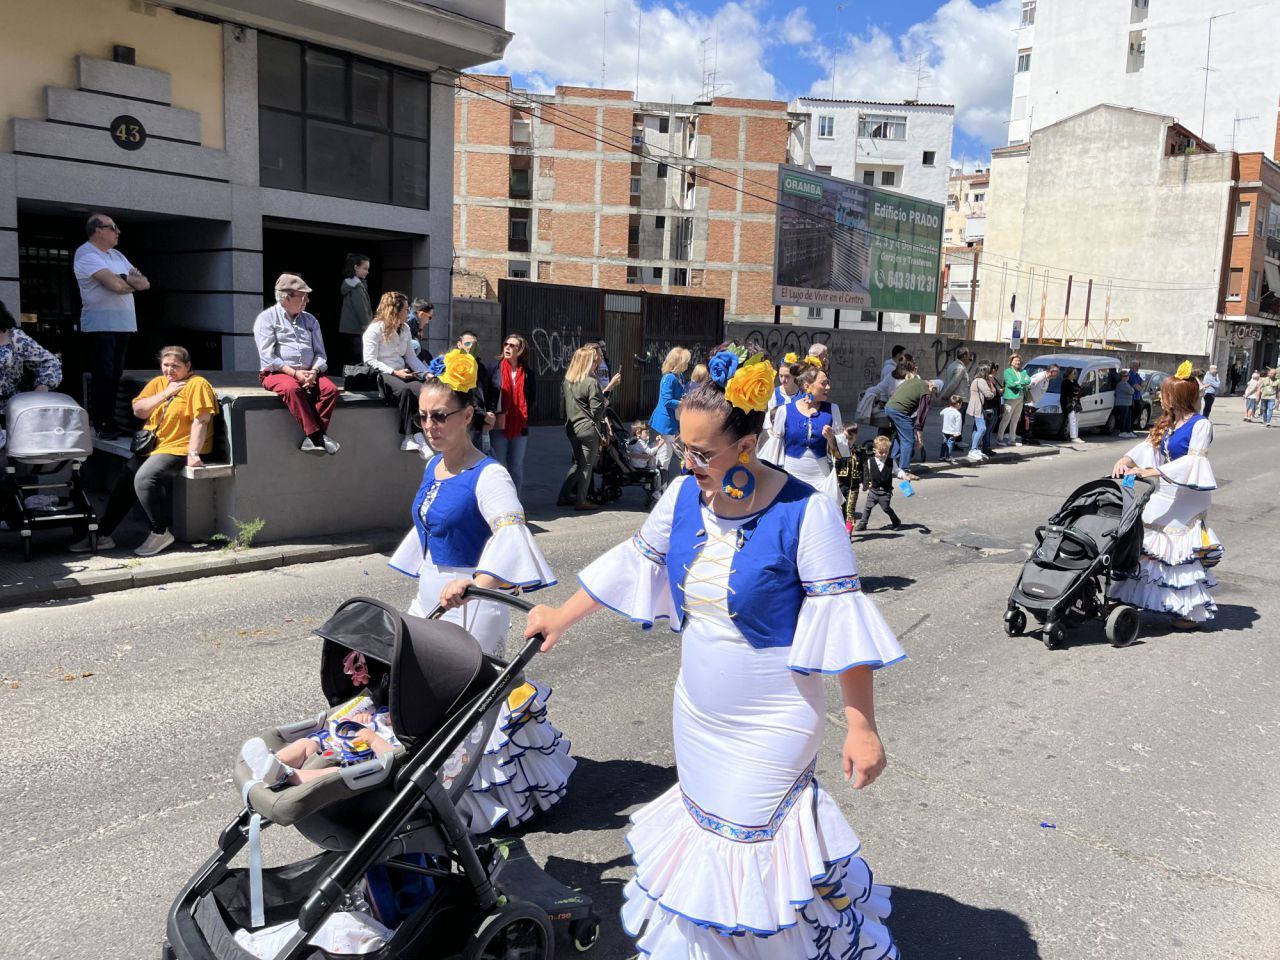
left=914, top=444, right=1060, bottom=474
left=1, top=535, right=402, bottom=610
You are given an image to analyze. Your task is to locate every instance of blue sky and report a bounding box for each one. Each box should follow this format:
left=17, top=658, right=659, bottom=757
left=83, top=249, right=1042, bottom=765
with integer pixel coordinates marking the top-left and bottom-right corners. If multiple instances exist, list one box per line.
left=482, top=0, right=1021, bottom=164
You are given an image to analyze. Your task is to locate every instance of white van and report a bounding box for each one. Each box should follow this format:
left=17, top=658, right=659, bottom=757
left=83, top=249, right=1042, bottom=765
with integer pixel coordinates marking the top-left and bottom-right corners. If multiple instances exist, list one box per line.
left=1023, top=354, right=1124, bottom=438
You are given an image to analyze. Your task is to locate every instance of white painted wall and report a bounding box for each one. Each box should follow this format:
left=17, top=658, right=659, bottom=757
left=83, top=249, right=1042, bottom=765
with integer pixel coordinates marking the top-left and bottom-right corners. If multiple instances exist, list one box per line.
left=977, top=106, right=1233, bottom=356
left=1009, top=0, right=1280, bottom=154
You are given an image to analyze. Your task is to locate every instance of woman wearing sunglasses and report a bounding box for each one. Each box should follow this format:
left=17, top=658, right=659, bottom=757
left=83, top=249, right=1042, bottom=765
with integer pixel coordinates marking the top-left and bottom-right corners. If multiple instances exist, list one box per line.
left=524, top=346, right=904, bottom=960
left=389, top=349, right=573, bottom=832
left=488, top=333, right=536, bottom=495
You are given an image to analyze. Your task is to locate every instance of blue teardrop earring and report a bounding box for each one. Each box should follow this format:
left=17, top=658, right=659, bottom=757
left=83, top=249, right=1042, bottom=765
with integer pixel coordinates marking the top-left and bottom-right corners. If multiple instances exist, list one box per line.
left=722, top=450, right=756, bottom=500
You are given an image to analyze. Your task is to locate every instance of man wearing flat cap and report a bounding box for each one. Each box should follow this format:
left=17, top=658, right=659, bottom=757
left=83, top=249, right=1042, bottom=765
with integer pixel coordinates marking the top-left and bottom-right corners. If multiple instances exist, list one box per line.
left=254, top=273, right=340, bottom=455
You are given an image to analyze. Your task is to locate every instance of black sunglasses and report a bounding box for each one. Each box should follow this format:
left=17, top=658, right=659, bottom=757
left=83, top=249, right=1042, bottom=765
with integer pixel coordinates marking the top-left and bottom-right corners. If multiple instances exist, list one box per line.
left=414, top=408, right=468, bottom=427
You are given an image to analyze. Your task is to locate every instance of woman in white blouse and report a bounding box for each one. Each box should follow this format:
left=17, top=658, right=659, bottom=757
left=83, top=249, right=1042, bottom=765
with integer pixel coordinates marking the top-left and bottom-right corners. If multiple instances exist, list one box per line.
left=363, top=291, right=429, bottom=454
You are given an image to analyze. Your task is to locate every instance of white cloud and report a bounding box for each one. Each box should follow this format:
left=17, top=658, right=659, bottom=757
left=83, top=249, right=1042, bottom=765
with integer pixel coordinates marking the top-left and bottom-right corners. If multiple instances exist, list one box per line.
left=810, top=0, right=1021, bottom=151
left=481, top=0, right=785, bottom=103
left=776, top=8, right=816, bottom=45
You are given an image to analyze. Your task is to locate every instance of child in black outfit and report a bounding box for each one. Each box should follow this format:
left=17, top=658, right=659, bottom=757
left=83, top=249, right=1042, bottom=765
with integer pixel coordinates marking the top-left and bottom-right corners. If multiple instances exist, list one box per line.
left=855, top=434, right=901, bottom=531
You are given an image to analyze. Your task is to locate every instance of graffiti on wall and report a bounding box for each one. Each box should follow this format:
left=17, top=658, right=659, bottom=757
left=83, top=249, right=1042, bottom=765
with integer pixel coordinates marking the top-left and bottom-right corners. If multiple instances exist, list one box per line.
left=529, top=324, right=589, bottom=377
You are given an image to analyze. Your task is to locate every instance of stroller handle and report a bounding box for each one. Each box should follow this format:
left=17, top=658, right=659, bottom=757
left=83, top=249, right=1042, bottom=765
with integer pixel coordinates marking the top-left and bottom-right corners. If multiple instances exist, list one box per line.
left=422, top=584, right=546, bottom=666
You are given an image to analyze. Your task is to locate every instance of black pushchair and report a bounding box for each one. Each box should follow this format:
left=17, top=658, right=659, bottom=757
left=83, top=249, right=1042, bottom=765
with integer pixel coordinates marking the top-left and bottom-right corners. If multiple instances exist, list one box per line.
left=1, top=391, right=98, bottom=560
left=591, top=407, right=664, bottom=507
left=165, top=589, right=599, bottom=960
left=1005, top=476, right=1155, bottom=649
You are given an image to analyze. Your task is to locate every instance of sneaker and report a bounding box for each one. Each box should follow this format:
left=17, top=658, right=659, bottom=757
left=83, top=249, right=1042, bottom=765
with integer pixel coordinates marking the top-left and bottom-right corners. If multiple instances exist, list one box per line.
left=134, top=530, right=176, bottom=557
left=965, top=450, right=984, bottom=463
left=1014, top=439, right=1024, bottom=447
left=400, top=436, right=418, bottom=451
left=69, top=534, right=115, bottom=553
left=322, top=434, right=341, bottom=455
left=299, top=437, right=325, bottom=455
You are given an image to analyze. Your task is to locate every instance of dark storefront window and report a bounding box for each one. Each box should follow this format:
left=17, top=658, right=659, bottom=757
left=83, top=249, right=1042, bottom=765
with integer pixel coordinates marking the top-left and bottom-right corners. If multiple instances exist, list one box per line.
left=257, top=34, right=430, bottom=208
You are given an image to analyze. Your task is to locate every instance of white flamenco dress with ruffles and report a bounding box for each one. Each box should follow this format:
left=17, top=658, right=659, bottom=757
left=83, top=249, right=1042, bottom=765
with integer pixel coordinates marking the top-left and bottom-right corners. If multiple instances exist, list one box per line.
left=1109, top=414, right=1221, bottom=622
left=390, top=456, right=576, bottom=832
left=579, top=474, right=906, bottom=959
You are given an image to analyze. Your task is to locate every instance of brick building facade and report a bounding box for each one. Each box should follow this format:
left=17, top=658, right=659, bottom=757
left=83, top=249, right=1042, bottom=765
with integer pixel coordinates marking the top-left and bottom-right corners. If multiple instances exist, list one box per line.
left=453, top=75, right=810, bottom=322
left=1216, top=150, right=1280, bottom=372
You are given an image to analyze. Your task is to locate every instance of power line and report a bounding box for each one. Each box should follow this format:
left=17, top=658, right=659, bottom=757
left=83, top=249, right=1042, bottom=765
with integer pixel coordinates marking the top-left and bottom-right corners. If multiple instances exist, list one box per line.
left=449, top=71, right=1227, bottom=295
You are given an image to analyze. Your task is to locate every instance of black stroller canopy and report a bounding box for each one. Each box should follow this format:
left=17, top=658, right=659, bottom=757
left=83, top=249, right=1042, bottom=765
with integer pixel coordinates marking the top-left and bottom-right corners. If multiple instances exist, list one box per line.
left=315, top=597, right=486, bottom=742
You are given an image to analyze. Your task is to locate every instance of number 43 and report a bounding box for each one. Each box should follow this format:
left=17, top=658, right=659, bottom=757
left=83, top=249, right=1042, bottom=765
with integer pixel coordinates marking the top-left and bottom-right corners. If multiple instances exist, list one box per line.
left=114, top=123, right=141, bottom=143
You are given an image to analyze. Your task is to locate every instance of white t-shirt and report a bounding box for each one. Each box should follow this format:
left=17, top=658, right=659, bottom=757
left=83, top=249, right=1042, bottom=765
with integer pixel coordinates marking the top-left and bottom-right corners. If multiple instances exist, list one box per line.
left=941, top=406, right=963, bottom=435
left=73, top=243, right=136, bottom=333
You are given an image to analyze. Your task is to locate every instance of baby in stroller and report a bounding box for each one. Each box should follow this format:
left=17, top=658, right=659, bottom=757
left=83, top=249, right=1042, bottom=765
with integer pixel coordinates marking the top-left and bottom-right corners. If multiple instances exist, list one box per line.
left=624, top=420, right=666, bottom=472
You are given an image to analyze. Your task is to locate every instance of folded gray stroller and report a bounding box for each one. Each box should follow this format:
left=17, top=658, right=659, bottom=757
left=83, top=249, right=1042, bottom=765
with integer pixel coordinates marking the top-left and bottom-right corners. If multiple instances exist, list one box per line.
left=1, top=391, right=97, bottom=560
left=164, top=590, right=599, bottom=960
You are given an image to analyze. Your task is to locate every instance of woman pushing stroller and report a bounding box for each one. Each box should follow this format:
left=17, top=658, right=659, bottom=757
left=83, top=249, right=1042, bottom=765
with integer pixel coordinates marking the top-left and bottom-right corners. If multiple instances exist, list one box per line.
left=1109, top=365, right=1221, bottom=629
left=387, top=347, right=575, bottom=831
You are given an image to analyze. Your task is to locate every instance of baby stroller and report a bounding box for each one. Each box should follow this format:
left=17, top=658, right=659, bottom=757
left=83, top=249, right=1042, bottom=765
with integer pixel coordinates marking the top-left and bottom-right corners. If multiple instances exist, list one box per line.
left=591, top=407, right=664, bottom=507
left=164, top=589, right=599, bottom=960
left=1, top=391, right=97, bottom=561
left=1004, top=476, right=1156, bottom=649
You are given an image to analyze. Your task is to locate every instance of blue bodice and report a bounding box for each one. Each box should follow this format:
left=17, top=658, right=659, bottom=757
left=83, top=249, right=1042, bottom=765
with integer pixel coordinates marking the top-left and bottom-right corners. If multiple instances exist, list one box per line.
left=663, top=474, right=811, bottom=649
left=772, top=386, right=797, bottom=408
left=782, top=401, right=833, bottom=458
left=1159, top=414, right=1203, bottom=463
left=410, top=456, right=494, bottom=567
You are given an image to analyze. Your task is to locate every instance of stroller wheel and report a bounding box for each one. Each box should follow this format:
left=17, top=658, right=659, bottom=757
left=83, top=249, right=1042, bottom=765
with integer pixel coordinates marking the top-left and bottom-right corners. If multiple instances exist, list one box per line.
left=1004, top=609, right=1027, bottom=637
left=1043, top=622, right=1066, bottom=650
left=570, top=914, right=602, bottom=953
left=464, top=900, right=552, bottom=960
left=1105, top=605, right=1141, bottom=647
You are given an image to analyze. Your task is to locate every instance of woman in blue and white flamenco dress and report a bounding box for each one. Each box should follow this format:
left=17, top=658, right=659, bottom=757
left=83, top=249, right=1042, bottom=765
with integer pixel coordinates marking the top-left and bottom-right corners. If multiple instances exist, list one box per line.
left=390, top=349, right=574, bottom=832
left=525, top=347, right=905, bottom=959
left=1109, top=369, right=1222, bottom=629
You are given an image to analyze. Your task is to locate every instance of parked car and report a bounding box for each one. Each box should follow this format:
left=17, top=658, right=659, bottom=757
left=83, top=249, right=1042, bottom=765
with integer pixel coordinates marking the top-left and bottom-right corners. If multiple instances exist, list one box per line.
left=1023, top=354, right=1124, bottom=439
left=1134, top=369, right=1170, bottom=430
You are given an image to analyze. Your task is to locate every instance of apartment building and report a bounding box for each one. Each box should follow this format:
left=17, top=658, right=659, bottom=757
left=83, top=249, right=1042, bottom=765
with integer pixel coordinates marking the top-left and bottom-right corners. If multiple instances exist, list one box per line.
left=1218, top=152, right=1280, bottom=371
left=785, top=97, right=953, bottom=330
left=1008, top=0, right=1280, bottom=155
left=453, top=76, right=809, bottom=323
left=944, top=168, right=988, bottom=247
left=3, top=0, right=506, bottom=369
left=975, top=105, right=1236, bottom=356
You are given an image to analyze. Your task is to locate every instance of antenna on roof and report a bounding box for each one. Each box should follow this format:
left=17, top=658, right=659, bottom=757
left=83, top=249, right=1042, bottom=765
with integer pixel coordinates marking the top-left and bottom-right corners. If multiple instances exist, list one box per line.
left=601, top=0, right=611, bottom=88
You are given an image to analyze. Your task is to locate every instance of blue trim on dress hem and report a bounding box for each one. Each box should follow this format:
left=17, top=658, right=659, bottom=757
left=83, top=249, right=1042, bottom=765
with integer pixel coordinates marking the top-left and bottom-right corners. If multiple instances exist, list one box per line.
left=577, top=575, right=682, bottom=632
left=789, top=653, right=907, bottom=676
left=472, top=569, right=557, bottom=590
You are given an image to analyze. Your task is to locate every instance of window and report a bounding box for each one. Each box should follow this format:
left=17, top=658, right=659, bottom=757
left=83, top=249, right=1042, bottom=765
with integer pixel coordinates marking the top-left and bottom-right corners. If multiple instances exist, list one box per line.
left=807, top=306, right=824, bottom=319
left=257, top=35, right=432, bottom=207
left=1020, top=1, right=1036, bottom=27
left=628, top=224, right=640, bottom=245
left=1235, top=201, right=1252, bottom=234
left=1131, top=0, right=1149, bottom=23
left=509, top=216, right=529, bottom=241
left=630, top=176, right=641, bottom=194
left=511, top=118, right=531, bottom=143
left=922, top=151, right=936, bottom=166
left=658, top=116, right=670, bottom=134
left=973, top=192, right=986, bottom=202
left=257, top=34, right=431, bottom=208
left=1127, top=30, right=1146, bottom=72
left=1251, top=269, right=1261, bottom=301
left=632, top=131, right=644, bottom=146
left=653, top=267, right=663, bottom=280
left=948, top=196, right=959, bottom=210
left=858, top=114, right=907, bottom=140
left=655, top=216, right=666, bottom=229
left=881, top=171, right=896, bottom=186
left=862, top=171, right=876, bottom=186
left=1228, top=267, right=1244, bottom=300
left=508, top=260, right=530, bottom=279
left=1079, top=371, right=1097, bottom=397
left=626, top=266, right=639, bottom=284
left=944, top=230, right=954, bottom=243
left=508, top=211, right=529, bottom=253
left=509, top=167, right=531, bottom=199
left=1016, top=51, right=1032, bottom=73
left=818, top=115, right=835, bottom=138
left=656, top=163, right=668, bottom=179
left=670, top=268, right=688, bottom=286
left=816, top=165, right=832, bottom=175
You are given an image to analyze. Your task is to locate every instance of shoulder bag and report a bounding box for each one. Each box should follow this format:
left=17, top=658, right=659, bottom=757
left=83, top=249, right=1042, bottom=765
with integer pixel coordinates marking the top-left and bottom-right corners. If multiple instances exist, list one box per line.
left=131, top=392, right=178, bottom=457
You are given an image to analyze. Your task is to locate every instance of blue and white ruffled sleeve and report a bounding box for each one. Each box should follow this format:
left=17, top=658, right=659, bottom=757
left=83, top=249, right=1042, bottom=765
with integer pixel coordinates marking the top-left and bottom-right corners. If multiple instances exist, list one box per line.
left=474, top=464, right=557, bottom=590
left=1159, top=418, right=1217, bottom=491
left=577, top=476, right=684, bottom=629
left=788, top=494, right=906, bottom=675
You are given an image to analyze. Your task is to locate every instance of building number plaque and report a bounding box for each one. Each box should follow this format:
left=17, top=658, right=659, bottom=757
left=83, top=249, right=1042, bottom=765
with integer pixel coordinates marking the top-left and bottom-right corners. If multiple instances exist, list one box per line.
left=109, top=115, right=147, bottom=151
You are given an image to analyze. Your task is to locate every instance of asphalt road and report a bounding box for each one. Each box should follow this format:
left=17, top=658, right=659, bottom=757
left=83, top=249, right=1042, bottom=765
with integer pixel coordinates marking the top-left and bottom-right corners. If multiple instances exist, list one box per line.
left=2, top=403, right=1276, bottom=960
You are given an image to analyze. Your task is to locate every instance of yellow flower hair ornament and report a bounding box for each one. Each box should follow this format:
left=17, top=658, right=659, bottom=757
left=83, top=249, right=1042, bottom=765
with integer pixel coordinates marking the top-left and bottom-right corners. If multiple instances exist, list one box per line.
left=1175, top=360, right=1193, bottom=380
left=783, top=352, right=798, bottom=365
left=804, top=355, right=824, bottom=369
left=427, top=349, right=479, bottom=393
left=708, top=345, right=776, bottom=413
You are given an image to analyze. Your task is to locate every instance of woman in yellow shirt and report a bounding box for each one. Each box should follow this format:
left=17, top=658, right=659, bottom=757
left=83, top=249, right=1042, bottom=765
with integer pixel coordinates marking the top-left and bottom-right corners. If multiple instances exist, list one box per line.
left=70, top=346, right=218, bottom=557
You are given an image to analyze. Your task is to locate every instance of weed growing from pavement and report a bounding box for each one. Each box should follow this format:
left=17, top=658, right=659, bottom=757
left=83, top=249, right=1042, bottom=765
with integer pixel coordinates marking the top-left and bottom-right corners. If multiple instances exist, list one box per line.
left=211, top=516, right=266, bottom=553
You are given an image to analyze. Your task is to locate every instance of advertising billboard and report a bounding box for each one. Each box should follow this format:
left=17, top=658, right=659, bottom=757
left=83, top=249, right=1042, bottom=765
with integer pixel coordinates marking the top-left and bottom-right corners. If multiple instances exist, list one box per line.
left=773, top=164, right=944, bottom=314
